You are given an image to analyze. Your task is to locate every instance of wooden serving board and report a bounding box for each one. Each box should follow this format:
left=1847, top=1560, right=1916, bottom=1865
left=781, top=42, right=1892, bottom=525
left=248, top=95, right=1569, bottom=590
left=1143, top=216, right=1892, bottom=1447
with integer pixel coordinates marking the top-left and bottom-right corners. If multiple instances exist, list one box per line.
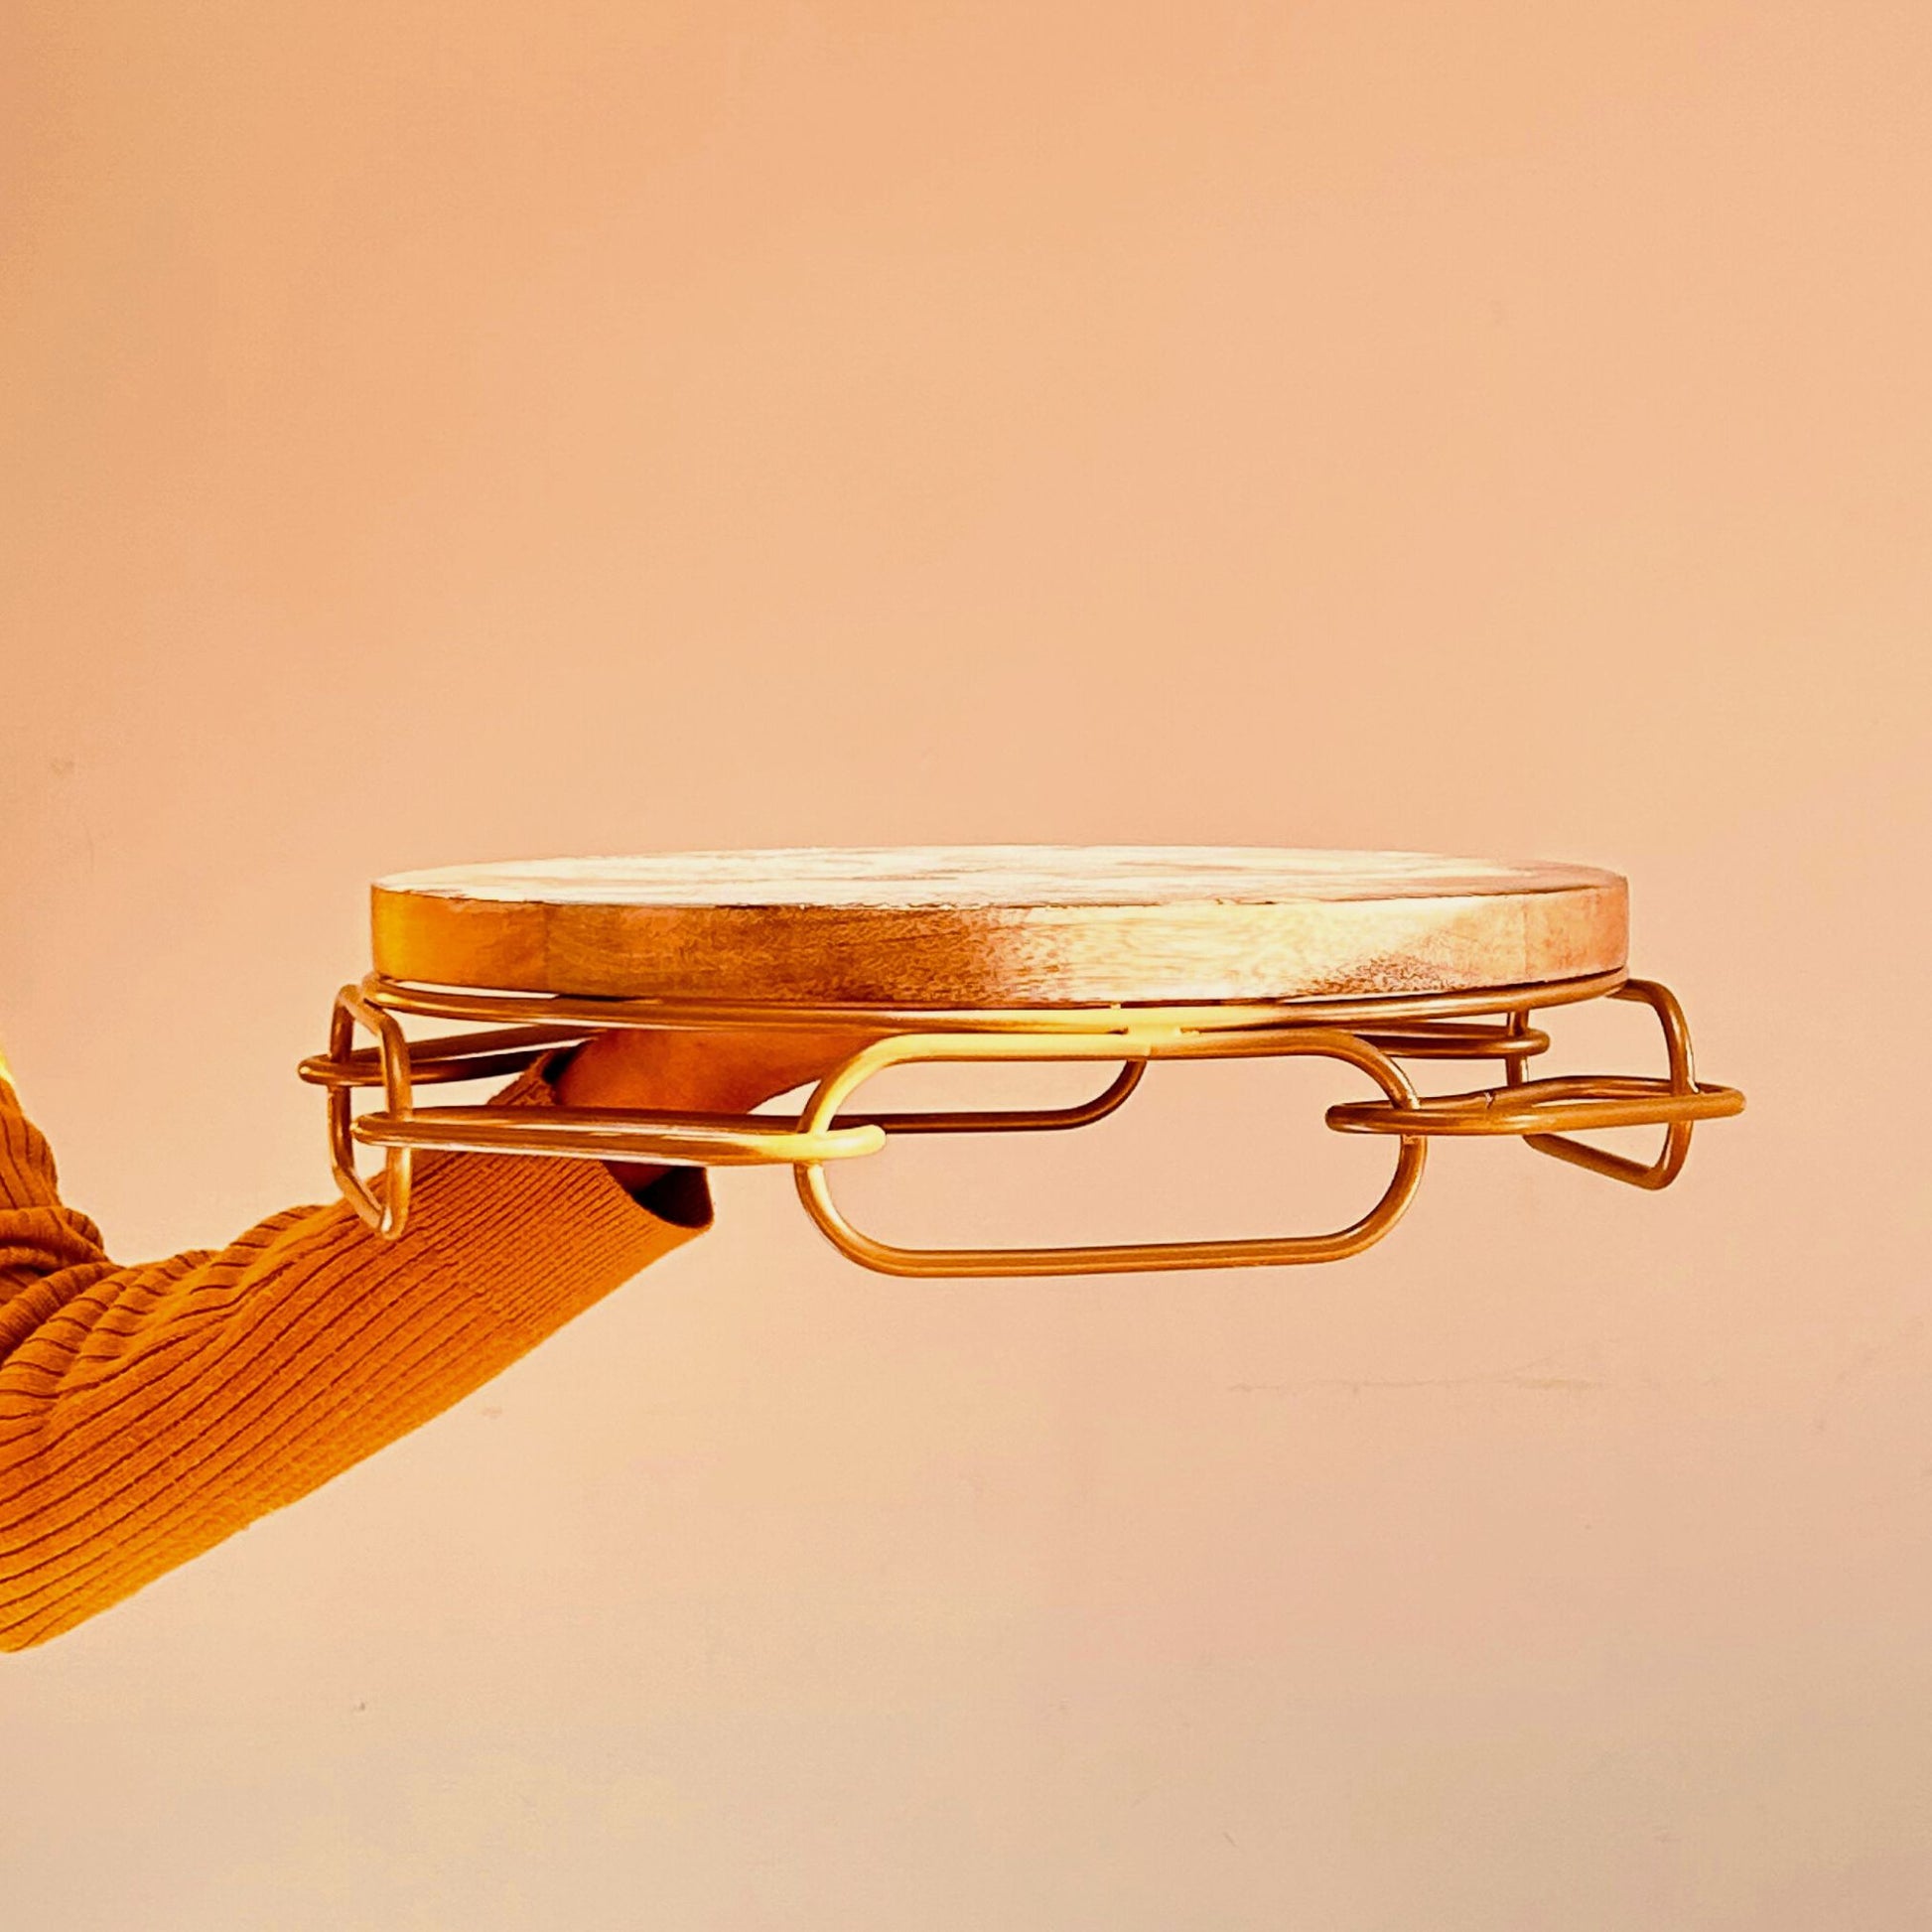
left=369, top=846, right=1628, bottom=1007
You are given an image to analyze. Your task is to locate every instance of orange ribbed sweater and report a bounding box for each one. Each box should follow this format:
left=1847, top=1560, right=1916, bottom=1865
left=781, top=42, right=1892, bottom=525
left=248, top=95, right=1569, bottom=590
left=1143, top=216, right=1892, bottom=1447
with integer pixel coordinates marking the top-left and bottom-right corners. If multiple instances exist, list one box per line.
left=0, top=1049, right=711, bottom=1650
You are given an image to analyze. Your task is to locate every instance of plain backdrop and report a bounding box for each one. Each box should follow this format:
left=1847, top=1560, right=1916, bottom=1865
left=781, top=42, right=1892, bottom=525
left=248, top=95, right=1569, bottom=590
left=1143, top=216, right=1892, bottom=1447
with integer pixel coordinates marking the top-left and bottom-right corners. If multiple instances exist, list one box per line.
left=2, top=3, right=1927, bottom=1927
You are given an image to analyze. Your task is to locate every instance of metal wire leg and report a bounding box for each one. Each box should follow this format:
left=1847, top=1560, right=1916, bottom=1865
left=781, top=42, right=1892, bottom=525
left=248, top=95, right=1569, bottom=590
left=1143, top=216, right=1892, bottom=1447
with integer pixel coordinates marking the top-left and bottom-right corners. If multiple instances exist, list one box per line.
left=790, top=1027, right=1429, bottom=1278
left=325, top=985, right=415, bottom=1236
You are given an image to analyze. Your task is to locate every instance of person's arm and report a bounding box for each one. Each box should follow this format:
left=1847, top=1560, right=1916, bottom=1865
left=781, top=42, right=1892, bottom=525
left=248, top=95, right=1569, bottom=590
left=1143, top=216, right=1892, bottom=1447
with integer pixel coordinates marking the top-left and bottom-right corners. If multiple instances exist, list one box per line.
left=0, top=1016, right=890, bottom=1652
left=0, top=1045, right=724, bottom=1651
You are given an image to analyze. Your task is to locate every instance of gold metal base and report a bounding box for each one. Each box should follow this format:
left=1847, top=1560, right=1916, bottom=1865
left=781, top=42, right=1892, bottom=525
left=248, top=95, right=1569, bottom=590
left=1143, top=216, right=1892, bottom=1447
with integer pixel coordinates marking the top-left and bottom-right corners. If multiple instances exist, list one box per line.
left=299, top=971, right=1743, bottom=1272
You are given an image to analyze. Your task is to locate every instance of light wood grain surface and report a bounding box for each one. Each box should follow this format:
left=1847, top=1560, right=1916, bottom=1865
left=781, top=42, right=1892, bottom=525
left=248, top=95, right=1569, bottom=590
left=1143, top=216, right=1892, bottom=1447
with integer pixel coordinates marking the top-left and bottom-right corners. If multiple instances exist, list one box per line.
left=370, top=846, right=1629, bottom=1006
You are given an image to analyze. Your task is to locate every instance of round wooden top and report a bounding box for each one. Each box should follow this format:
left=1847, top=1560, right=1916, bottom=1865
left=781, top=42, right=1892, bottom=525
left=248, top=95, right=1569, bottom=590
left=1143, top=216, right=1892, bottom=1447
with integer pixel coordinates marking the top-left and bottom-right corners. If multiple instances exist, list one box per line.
left=369, top=846, right=1628, bottom=1007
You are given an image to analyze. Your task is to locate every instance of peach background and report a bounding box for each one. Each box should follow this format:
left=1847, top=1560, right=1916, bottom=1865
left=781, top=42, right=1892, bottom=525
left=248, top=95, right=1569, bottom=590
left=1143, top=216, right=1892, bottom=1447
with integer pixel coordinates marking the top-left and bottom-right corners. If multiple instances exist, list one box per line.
left=2, top=2, right=1927, bottom=1924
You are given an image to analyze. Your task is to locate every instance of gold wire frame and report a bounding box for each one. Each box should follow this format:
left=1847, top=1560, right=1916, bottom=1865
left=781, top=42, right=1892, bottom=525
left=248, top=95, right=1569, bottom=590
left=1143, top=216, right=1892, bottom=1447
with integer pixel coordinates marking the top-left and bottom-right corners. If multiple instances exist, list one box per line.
left=299, top=965, right=1743, bottom=1273
left=789, top=1026, right=1429, bottom=1276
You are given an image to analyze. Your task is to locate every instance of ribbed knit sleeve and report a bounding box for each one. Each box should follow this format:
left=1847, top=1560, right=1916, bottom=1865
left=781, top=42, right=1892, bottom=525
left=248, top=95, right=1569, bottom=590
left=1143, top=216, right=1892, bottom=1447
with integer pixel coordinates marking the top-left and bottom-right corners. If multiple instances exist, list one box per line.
left=0, top=1058, right=712, bottom=1651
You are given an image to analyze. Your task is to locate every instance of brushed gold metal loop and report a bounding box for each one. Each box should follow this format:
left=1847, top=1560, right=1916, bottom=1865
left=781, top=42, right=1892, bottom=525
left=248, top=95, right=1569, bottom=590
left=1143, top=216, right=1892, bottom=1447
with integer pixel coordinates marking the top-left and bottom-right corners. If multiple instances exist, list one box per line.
left=1354, top=1019, right=1551, bottom=1061
left=1522, top=978, right=1741, bottom=1189
left=312, top=1010, right=884, bottom=1237
left=1326, top=1075, right=1743, bottom=1137
left=349, top=1105, right=885, bottom=1169
left=844, top=1058, right=1148, bottom=1138
left=326, top=985, right=415, bottom=1237
left=1324, top=980, right=1744, bottom=1191
left=299, top=1022, right=593, bottom=1091
left=300, top=1022, right=1144, bottom=1133
left=790, top=1027, right=1427, bottom=1278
